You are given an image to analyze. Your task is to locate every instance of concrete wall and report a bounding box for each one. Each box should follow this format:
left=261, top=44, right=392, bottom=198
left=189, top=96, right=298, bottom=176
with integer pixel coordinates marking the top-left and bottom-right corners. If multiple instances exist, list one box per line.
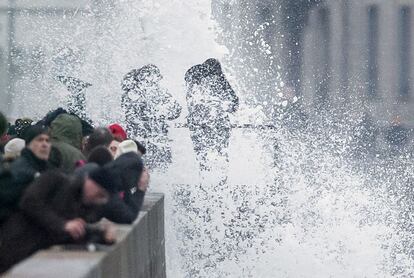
left=4, top=193, right=166, bottom=278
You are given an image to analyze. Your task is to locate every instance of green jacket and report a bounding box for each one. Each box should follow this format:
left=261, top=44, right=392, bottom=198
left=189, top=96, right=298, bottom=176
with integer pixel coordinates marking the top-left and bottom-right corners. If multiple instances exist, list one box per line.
left=50, top=114, right=86, bottom=173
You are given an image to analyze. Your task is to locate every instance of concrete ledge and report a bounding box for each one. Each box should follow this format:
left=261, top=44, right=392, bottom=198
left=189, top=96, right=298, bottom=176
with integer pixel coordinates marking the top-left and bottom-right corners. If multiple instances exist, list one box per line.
left=4, top=193, right=166, bottom=278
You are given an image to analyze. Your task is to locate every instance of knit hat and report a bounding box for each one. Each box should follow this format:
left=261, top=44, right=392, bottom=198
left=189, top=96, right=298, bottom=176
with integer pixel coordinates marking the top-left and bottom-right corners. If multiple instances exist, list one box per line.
left=88, top=146, right=113, bottom=166
left=105, top=152, right=144, bottom=191
left=108, top=124, right=127, bottom=141
left=114, top=139, right=138, bottom=159
left=4, top=138, right=25, bottom=158
left=88, top=166, right=118, bottom=193
left=23, top=125, right=49, bottom=145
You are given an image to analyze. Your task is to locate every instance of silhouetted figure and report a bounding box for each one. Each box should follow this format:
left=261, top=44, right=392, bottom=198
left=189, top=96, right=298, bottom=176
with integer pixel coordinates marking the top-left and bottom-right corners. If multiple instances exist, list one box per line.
left=121, top=64, right=181, bottom=169
left=185, top=58, right=239, bottom=170
left=55, top=75, right=92, bottom=123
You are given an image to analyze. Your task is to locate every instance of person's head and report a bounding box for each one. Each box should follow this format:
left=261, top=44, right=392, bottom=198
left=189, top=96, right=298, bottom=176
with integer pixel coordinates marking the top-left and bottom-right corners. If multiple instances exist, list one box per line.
left=88, top=146, right=113, bottom=166
left=84, top=127, right=113, bottom=155
left=82, top=177, right=110, bottom=206
left=82, top=166, right=117, bottom=205
left=108, top=140, right=120, bottom=158
left=185, top=64, right=209, bottom=86
left=108, top=124, right=127, bottom=142
left=0, top=112, right=7, bottom=136
left=137, top=64, right=162, bottom=84
left=121, top=69, right=140, bottom=93
left=203, top=58, right=222, bottom=76
left=110, top=152, right=144, bottom=190
left=4, top=138, right=25, bottom=159
left=24, top=126, right=51, bottom=160
left=115, top=139, right=138, bottom=159
left=50, top=114, right=83, bottom=149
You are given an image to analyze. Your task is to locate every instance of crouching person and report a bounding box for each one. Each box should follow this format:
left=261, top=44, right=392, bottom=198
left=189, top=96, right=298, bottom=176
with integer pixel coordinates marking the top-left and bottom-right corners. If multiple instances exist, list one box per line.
left=78, top=151, right=149, bottom=224
left=0, top=168, right=116, bottom=273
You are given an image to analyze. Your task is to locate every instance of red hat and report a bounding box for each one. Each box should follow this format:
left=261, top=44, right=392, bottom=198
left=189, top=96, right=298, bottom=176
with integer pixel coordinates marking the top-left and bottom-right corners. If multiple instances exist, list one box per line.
left=108, top=124, right=127, bottom=141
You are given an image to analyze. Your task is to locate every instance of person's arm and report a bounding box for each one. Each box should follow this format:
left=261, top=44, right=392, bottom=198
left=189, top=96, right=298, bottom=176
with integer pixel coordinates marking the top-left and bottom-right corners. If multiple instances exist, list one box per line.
left=83, top=225, right=115, bottom=245
left=123, top=189, right=145, bottom=218
left=100, top=196, right=137, bottom=224
left=162, top=91, right=182, bottom=120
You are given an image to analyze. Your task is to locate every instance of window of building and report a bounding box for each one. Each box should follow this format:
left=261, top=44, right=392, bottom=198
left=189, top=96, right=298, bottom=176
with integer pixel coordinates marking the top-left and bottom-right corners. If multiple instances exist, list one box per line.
left=367, top=5, right=379, bottom=99
left=398, top=6, right=411, bottom=101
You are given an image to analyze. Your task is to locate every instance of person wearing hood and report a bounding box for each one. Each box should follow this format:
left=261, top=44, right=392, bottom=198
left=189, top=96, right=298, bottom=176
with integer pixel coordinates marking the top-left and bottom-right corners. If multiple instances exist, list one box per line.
left=104, top=152, right=149, bottom=224
left=49, top=113, right=86, bottom=173
left=121, top=64, right=181, bottom=169
left=0, top=126, right=51, bottom=222
left=0, top=166, right=116, bottom=273
left=185, top=58, right=239, bottom=170
left=37, top=108, right=94, bottom=155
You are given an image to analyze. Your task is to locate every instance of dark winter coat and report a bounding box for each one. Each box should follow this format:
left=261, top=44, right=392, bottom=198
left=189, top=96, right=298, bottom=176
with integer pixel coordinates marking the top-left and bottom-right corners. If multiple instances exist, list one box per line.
left=99, top=190, right=145, bottom=224
left=121, top=65, right=182, bottom=141
left=0, top=171, right=106, bottom=273
left=50, top=114, right=86, bottom=173
left=185, top=61, right=239, bottom=131
left=0, top=148, right=50, bottom=222
left=75, top=153, right=146, bottom=224
left=99, top=152, right=146, bottom=224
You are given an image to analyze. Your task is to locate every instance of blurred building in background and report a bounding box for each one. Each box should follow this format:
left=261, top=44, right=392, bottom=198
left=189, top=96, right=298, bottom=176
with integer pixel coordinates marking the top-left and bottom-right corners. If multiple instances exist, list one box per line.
left=2, top=0, right=414, bottom=133
left=302, top=0, right=414, bottom=129
left=0, top=0, right=110, bottom=117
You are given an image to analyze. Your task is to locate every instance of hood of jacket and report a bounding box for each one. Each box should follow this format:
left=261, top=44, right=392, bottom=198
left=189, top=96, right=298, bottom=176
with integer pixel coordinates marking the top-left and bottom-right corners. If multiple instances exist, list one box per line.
left=50, top=114, right=83, bottom=149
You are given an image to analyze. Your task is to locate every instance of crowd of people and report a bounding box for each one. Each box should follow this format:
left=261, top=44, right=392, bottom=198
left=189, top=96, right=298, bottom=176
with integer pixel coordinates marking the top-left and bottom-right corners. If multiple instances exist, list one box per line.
left=0, top=57, right=238, bottom=274
left=0, top=108, right=150, bottom=273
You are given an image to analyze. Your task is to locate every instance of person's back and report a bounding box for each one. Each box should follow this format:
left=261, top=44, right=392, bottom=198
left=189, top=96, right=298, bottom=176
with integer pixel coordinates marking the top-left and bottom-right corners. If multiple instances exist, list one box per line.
left=185, top=59, right=238, bottom=170
left=50, top=114, right=85, bottom=173
left=186, top=59, right=238, bottom=130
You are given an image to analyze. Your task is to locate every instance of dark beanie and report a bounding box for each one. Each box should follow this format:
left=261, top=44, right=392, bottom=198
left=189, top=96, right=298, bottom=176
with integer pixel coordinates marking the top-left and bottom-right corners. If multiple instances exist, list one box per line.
left=105, top=152, right=144, bottom=191
left=88, top=167, right=118, bottom=193
left=88, top=146, right=113, bottom=166
left=0, top=112, right=7, bottom=135
left=23, top=125, right=48, bottom=145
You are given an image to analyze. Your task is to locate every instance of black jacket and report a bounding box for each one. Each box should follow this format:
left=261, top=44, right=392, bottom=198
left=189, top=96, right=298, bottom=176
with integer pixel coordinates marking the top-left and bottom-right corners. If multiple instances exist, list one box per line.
left=0, top=171, right=106, bottom=273
left=0, top=148, right=50, bottom=222
left=99, top=153, right=146, bottom=224
left=99, top=189, right=145, bottom=224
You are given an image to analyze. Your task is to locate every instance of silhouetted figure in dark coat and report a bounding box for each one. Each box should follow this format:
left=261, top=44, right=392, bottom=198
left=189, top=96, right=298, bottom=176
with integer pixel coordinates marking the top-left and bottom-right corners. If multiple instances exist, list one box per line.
left=185, top=58, right=239, bottom=170
left=121, top=64, right=181, bottom=169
